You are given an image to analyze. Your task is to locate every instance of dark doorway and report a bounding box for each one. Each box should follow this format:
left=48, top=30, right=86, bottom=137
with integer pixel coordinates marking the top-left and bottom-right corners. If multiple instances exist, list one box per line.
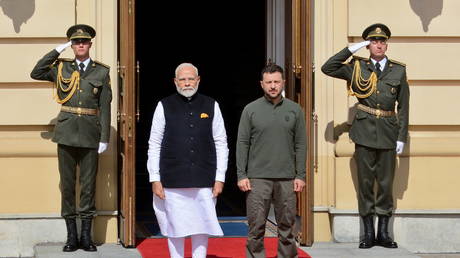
left=135, top=1, right=266, bottom=231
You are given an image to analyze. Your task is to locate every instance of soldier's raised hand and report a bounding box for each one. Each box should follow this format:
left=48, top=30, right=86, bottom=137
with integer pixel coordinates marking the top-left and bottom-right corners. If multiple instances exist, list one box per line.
left=348, top=40, right=371, bottom=54
left=55, top=41, right=72, bottom=53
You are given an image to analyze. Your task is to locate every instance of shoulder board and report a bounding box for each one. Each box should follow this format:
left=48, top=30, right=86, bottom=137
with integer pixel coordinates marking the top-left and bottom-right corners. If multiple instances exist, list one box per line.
left=389, top=59, right=406, bottom=67
left=93, top=60, right=110, bottom=69
left=352, top=55, right=369, bottom=61
left=57, top=58, right=73, bottom=62
left=51, top=58, right=73, bottom=67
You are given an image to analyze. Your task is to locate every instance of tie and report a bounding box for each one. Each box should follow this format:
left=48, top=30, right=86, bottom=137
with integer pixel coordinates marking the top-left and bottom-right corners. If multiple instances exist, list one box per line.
left=79, top=63, right=85, bottom=74
left=375, top=62, right=381, bottom=77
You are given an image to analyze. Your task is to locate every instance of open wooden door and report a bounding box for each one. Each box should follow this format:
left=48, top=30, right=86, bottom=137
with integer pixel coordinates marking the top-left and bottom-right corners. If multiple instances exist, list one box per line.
left=285, top=0, right=314, bottom=246
left=118, top=0, right=137, bottom=247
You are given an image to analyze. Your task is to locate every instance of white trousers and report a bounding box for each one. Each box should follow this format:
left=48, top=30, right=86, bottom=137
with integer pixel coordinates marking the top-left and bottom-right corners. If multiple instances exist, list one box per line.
left=153, top=188, right=223, bottom=237
left=167, top=234, right=209, bottom=258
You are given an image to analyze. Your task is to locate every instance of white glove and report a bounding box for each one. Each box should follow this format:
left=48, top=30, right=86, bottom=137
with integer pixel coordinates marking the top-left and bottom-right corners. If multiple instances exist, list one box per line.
left=55, top=41, right=72, bottom=53
left=98, top=142, right=108, bottom=154
left=396, top=141, right=405, bottom=155
left=348, top=41, right=371, bottom=54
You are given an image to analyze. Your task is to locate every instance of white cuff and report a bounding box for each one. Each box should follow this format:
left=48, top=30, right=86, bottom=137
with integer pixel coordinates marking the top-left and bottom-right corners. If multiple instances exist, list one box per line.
left=149, top=172, right=161, bottom=182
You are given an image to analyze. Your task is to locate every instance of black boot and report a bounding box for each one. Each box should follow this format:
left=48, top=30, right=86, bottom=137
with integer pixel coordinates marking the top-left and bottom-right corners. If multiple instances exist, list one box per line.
left=359, top=215, right=375, bottom=249
left=80, top=219, right=97, bottom=252
left=376, top=216, right=398, bottom=248
left=63, top=218, right=78, bottom=252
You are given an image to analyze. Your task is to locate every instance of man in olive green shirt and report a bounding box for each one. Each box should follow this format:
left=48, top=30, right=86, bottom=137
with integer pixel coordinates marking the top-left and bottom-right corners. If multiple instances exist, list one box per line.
left=237, top=64, right=306, bottom=258
left=31, top=24, right=112, bottom=252
left=321, top=23, right=409, bottom=249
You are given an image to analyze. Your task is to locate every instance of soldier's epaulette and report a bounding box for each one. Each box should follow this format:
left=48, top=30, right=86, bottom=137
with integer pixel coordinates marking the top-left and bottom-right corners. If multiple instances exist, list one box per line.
left=57, top=58, right=74, bottom=62
left=93, top=60, right=110, bottom=69
left=50, top=58, right=73, bottom=67
left=389, top=59, right=406, bottom=67
left=352, top=55, right=369, bottom=61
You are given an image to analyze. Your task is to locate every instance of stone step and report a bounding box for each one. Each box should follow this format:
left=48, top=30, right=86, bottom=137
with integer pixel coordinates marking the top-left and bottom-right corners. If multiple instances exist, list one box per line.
left=34, top=243, right=141, bottom=258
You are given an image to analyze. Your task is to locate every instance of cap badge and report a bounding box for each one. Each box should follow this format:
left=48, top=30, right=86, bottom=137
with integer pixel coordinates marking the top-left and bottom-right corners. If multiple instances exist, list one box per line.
left=376, top=27, right=382, bottom=33
left=200, top=113, right=209, bottom=119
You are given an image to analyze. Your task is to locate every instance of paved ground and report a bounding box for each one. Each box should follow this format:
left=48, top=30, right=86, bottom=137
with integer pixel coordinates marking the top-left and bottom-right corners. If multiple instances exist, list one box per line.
left=33, top=241, right=460, bottom=258
left=33, top=243, right=141, bottom=258
left=301, top=242, right=418, bottom=258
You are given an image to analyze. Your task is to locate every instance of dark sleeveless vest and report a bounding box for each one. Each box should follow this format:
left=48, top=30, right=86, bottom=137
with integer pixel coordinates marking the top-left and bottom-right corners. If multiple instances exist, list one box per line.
left=159, top=93, right=217, bottom=188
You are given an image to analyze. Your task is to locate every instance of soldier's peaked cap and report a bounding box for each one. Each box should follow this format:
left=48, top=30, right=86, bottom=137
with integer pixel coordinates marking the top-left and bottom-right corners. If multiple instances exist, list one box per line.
left=362, top=23, right=391, bottom=40
left=66, top=24, right=96, bottom=40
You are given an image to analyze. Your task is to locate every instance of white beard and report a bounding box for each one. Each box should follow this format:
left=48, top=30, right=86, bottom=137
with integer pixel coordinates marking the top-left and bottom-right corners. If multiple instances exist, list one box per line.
left=176, top=84, right=198, bottom=98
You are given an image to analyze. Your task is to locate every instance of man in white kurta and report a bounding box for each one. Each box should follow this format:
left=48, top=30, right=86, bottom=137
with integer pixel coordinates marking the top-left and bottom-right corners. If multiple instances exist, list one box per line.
left=147, top=63, right=228, bottom=258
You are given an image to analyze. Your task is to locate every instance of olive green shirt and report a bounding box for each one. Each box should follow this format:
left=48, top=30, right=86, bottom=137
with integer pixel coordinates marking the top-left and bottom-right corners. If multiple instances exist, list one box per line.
left=30, top=50, right=112, bottom=148
left=321, top=47, right=410, bottom=149
left=236, top=96, right=307, bottom=181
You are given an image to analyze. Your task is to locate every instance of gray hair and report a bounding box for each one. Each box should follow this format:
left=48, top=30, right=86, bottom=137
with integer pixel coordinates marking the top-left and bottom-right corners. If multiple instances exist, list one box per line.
left=175, top=63, right=199, bottom=78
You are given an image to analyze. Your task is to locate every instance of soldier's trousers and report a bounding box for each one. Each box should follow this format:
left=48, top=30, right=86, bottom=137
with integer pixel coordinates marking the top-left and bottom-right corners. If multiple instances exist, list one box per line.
left=57, top=144, right=98, bottom=219
left=355, top=144, right=396, bottom=217
left=246, top=179, right=298, bottom=258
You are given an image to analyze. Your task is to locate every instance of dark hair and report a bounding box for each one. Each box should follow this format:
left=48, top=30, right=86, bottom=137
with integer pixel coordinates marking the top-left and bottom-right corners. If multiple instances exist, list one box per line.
left=261, top=63, right=285, bottom=80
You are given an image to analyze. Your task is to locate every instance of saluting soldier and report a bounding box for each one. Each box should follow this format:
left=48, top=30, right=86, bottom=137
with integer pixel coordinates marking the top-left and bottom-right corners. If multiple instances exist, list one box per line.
left=30, top=24, right=112, bottom=252
left=321, top=23, right=409, bottom=249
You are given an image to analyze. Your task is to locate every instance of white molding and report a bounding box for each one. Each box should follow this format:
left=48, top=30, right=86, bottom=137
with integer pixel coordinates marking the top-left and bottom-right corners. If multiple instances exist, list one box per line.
left=0, top=210, right=118, bottom=219
left=323, top=207, right=460, bottom=215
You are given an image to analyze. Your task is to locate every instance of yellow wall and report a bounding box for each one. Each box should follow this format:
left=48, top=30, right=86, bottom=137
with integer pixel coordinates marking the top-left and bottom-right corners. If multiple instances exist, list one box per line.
left=2, top=0, right=459, bottom=247
left=0, top=0, right=118, bottom=243
left=314, top=0, right=460, bottom=241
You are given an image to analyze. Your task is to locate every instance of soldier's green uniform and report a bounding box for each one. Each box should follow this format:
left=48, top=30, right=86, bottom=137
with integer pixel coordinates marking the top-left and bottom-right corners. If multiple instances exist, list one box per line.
left=321, top=23, right=409, bottom=249
left=30, top=24, right=111, bottom=252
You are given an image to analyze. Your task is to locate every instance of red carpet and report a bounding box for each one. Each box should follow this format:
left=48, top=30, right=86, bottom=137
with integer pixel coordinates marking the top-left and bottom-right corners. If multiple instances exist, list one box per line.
left=137, top=237, right=311, bottom=258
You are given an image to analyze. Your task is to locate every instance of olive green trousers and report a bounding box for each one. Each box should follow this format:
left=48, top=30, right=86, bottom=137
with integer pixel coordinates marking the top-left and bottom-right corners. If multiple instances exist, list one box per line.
left=246, top=178, right=298, bottom=258
left=355, top=144, right=396, bottom=217
left=58, top=144, right=98, bottom=219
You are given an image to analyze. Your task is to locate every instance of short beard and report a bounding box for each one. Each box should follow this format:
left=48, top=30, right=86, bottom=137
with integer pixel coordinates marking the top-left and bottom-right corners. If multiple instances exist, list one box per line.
left=176, top=84, right=198, bottom=98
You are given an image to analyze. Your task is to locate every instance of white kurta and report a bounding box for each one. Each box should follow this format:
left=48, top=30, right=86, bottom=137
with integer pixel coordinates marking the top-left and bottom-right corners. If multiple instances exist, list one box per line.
left=147, top=99, right=229, bottom=237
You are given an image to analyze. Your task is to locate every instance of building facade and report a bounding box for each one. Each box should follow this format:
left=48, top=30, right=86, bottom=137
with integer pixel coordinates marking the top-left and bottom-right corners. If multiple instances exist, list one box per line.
left=0, top=1, right=118, bottom=257
left=0, top=0, right=458, bottom=256
left=314, top=0, right=460, bottom=253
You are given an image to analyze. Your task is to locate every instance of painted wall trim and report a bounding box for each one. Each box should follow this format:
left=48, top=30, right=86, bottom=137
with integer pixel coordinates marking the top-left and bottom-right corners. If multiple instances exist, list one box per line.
left=0, top=210, right=118, bottom=219
left=328, top=208, right=460, bottom=215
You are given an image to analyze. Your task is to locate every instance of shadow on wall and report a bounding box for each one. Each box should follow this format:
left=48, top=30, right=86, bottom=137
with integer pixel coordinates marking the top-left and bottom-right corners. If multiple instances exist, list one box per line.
left=0, top=0, right=35, bottom=33
left=409, top=0, right=443, bottom=32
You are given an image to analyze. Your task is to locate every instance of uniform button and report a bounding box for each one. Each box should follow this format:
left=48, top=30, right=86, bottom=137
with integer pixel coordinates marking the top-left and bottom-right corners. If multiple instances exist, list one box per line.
left=377, top=104, right=380, bottom=107
left=189, top=112, right=193, bottom=116
left=190, top=124, right=194, bottom=128
left=191, top=162, right=195, bottom=166
left=376, top=90, right=380, bottom=94
left=190, top=137, right=194, bottom=141
left=79, top=90, right=83, bottom=93
left=78, top=101, right=82, bottom=105
left=190, top=149, right=194, bottom=153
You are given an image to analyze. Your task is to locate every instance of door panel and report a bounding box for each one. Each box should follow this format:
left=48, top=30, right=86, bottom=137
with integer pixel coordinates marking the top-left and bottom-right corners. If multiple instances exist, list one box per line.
left=285, top=0, right=314, bottom=246
left=118, top=0, right=136, bottom=247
